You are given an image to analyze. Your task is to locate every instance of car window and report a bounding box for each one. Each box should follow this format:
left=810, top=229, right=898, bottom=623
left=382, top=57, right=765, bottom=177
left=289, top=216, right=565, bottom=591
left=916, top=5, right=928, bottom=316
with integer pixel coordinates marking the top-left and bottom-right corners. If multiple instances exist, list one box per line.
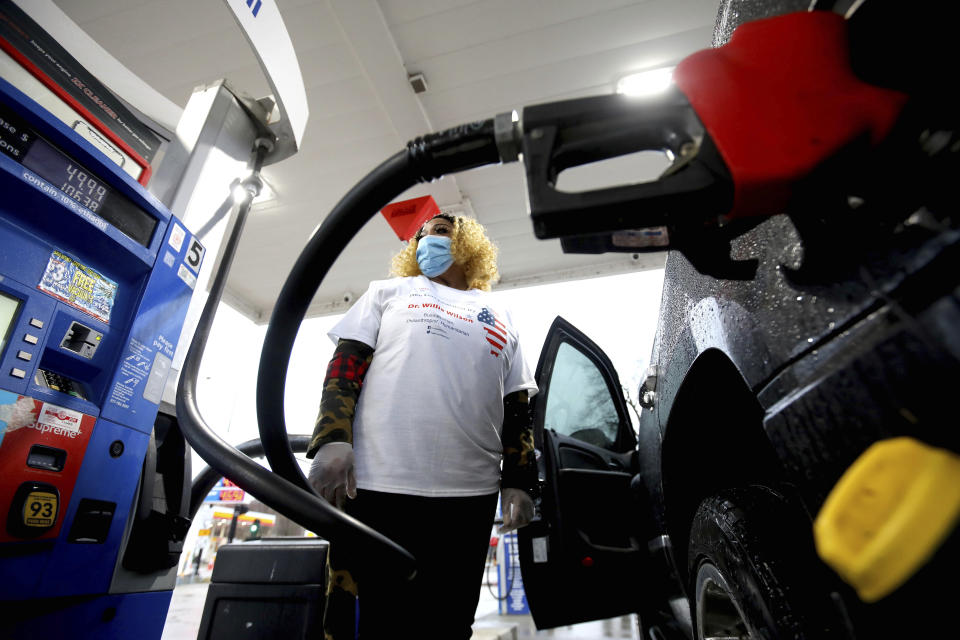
left=543, top=342, right=620, bottom=449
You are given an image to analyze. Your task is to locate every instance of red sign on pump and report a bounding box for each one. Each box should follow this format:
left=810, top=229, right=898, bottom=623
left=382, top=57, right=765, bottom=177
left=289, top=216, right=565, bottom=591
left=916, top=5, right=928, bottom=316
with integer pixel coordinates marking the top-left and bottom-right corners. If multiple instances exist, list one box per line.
left=0, top=394, right=96, bottom=542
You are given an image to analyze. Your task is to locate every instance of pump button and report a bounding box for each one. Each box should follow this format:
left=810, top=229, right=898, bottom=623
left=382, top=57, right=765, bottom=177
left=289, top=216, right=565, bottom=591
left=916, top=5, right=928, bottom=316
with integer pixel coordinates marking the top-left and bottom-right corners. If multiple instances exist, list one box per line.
left=23, top=334, right=38, bottom=345
left=29, top=318, right=44, bottom=329
left=6, top=482, right=60, bottom=538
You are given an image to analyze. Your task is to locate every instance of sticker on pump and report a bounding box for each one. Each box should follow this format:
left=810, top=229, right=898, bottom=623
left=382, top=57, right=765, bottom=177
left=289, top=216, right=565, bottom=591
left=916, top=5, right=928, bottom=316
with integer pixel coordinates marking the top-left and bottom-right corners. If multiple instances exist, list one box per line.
left=37, top=251, right=117, bottom=324
left=184, top=236, right=205, bottom=274
left=23, top=489, right=57, bottom=528
left=177, top=264, right=197, bottom=290
left=168, top=222, right=186, bottom=252
left=36, top=403, right=82, bottom=438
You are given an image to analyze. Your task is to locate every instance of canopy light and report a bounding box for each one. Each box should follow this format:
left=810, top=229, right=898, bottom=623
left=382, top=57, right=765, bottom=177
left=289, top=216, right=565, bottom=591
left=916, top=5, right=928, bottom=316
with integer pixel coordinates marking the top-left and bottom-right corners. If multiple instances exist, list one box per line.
left=231, top=174, right=276, bottom=206
left=616, top=67, right=674, bottom=97
left=231, top=181, right=251, bottom=205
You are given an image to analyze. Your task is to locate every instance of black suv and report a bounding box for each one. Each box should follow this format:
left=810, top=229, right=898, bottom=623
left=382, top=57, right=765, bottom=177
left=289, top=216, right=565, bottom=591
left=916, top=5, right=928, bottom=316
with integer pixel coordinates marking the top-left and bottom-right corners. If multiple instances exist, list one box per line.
left=517, top=1, right=958, bottom=638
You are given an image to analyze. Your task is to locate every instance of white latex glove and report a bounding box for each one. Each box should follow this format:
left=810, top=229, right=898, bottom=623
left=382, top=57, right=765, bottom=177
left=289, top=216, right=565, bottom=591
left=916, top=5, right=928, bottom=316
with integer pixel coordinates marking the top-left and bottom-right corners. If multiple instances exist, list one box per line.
left=308, top=442, right=357, bottom=509
left=499, top=488, right=535, bottom=534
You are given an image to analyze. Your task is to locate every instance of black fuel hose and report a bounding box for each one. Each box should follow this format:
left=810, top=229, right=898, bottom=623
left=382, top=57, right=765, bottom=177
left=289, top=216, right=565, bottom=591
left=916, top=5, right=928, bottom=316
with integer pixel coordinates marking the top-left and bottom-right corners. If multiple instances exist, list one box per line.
left=176, top=139, right=417, bottom=578
left=254, top=118, right=516, bottom=574
left=188, top=434, right=313, bottom=520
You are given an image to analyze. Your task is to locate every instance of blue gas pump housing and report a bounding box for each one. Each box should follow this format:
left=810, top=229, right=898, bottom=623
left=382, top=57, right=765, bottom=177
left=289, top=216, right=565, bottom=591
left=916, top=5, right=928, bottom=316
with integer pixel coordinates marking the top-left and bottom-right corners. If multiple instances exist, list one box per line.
left=0, top=77, right=202, bottom=637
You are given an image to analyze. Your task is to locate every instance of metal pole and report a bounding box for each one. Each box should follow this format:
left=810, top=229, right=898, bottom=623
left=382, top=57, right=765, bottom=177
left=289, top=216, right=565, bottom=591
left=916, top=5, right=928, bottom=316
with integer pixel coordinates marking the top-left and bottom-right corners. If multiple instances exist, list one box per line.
left=227, top=504, right=248, bottom=543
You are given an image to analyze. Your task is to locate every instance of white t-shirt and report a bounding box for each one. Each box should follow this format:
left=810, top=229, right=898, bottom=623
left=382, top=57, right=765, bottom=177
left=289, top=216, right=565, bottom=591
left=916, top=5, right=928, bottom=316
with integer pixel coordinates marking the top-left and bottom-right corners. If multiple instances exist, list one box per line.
left=328, top=276, right=538, bottom=497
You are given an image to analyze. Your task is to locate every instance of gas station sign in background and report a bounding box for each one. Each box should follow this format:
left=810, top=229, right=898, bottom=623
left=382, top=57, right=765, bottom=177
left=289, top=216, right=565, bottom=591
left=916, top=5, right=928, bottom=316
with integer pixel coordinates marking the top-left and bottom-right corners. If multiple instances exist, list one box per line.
left=203, top=478, right=245, bottom=503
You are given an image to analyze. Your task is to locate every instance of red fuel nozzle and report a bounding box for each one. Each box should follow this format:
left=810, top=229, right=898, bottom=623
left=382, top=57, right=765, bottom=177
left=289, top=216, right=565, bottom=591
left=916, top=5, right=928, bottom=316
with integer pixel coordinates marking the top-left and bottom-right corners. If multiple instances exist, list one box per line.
left=674, top=11, right=907, bottom=220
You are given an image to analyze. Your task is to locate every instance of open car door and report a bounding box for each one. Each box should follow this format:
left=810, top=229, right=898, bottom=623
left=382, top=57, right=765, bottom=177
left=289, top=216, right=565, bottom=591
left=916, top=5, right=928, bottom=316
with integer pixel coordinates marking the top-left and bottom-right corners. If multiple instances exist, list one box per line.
left=517, top=316, right=647, bottom=629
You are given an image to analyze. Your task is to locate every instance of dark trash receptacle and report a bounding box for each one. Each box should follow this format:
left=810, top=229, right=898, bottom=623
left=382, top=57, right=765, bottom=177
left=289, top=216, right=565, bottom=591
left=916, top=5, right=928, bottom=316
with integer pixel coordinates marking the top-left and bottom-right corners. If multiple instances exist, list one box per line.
left=196, top=537, right=328, bottom=640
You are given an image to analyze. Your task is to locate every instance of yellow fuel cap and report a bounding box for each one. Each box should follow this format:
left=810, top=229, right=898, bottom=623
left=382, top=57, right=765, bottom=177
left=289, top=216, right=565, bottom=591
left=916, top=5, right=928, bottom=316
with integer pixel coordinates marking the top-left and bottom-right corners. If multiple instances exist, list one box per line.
left=813, top=437, right=960, bottom=602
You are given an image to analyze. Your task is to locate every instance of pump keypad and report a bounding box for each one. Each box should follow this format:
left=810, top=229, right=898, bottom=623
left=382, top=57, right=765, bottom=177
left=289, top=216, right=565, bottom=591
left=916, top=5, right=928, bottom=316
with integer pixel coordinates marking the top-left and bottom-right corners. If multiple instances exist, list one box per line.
left=35, top=369, right=86, bottom=399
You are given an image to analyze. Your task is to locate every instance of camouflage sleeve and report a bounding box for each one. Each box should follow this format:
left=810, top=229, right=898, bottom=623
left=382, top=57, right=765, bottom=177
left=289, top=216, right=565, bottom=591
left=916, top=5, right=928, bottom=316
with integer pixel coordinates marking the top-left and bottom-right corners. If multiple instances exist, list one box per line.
left=501, top=390, right=539, bottom=499
left=306, top=339, right=374, bottom=459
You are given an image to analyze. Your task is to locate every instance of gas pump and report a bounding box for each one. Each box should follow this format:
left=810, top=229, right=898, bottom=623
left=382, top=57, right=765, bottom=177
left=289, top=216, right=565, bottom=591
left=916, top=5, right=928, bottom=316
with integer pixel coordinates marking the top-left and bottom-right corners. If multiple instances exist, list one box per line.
left=0, top=76, right=202, bottom=635
left=0, top=1, right=308, bottom=638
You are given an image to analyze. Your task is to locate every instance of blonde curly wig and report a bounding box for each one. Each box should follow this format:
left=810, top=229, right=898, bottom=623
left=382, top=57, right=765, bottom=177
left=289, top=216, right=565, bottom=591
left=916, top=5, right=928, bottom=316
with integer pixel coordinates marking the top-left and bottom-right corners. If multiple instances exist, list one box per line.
left=389, top=215, right=499, bottom=291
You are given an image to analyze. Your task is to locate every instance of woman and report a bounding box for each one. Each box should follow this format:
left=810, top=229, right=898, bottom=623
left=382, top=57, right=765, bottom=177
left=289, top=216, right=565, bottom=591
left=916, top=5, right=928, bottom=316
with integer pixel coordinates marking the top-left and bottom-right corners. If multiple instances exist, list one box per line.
left=307, top=213, right=539, bottom=639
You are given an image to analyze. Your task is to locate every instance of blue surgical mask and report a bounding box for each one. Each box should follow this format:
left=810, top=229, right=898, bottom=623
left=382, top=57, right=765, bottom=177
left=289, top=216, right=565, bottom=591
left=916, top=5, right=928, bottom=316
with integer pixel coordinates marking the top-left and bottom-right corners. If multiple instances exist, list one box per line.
left=416, top=235, right=454, bottom=277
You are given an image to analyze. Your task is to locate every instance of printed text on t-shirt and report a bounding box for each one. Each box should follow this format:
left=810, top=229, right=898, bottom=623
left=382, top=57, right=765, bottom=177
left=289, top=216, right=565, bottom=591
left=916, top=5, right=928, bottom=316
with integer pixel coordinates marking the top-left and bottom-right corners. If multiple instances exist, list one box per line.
left=407, top=302, right=475, bottom=323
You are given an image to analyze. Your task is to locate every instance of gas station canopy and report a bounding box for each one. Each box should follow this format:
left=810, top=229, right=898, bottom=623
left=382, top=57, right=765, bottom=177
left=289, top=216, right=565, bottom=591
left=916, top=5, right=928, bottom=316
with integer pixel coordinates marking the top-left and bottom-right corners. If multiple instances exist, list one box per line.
left=47, top=0, right=719, bottom=319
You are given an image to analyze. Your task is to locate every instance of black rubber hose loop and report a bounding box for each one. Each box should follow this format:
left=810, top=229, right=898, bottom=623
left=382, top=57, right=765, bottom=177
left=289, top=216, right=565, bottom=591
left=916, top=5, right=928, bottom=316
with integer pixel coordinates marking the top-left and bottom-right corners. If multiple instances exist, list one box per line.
left=188, top=435, right=313, bottom=520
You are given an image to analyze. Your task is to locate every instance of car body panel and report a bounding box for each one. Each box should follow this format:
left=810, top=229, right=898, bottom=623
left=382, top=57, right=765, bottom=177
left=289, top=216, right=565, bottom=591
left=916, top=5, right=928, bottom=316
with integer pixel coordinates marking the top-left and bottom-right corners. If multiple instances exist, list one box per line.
left=520, top=0, right=960, bottom=634
left=517, top=317, right=646, bottom=629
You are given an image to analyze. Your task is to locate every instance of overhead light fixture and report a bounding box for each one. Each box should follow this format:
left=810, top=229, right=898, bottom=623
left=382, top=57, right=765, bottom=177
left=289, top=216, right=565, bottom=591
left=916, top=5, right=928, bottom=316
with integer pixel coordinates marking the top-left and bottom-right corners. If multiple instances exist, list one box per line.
left=616, top=67, right=675, bottom=97
left=231, top=173, right=277, bottom=207
left=231, top=180, right=252, bottom=205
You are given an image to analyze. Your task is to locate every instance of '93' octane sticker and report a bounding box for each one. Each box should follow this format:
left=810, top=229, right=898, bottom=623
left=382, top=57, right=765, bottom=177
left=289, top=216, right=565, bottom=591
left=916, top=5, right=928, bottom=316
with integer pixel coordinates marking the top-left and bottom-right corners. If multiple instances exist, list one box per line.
left=23, top=490, right=57, bottom=527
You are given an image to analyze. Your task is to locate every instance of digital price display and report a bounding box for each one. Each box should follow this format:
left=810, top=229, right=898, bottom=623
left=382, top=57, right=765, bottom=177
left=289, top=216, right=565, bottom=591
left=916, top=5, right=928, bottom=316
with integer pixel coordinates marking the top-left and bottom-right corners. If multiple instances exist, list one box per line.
left=25, top=141, right=108, bottom=213
left=0, top=102, right=157, bottom=247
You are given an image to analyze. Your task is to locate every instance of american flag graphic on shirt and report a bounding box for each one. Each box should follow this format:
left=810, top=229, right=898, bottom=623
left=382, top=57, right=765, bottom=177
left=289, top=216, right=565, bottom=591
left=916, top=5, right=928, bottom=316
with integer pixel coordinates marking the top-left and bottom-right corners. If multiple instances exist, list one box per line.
left=478, top=307, right=506, bottom=357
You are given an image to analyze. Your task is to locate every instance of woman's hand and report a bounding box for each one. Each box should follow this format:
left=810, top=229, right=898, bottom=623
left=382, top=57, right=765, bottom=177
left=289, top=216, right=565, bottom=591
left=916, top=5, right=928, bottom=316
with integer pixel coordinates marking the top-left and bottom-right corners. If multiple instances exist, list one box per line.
left=499, top=488, right=535, bottom=533
left=308, top=442, right=357, bottom=509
